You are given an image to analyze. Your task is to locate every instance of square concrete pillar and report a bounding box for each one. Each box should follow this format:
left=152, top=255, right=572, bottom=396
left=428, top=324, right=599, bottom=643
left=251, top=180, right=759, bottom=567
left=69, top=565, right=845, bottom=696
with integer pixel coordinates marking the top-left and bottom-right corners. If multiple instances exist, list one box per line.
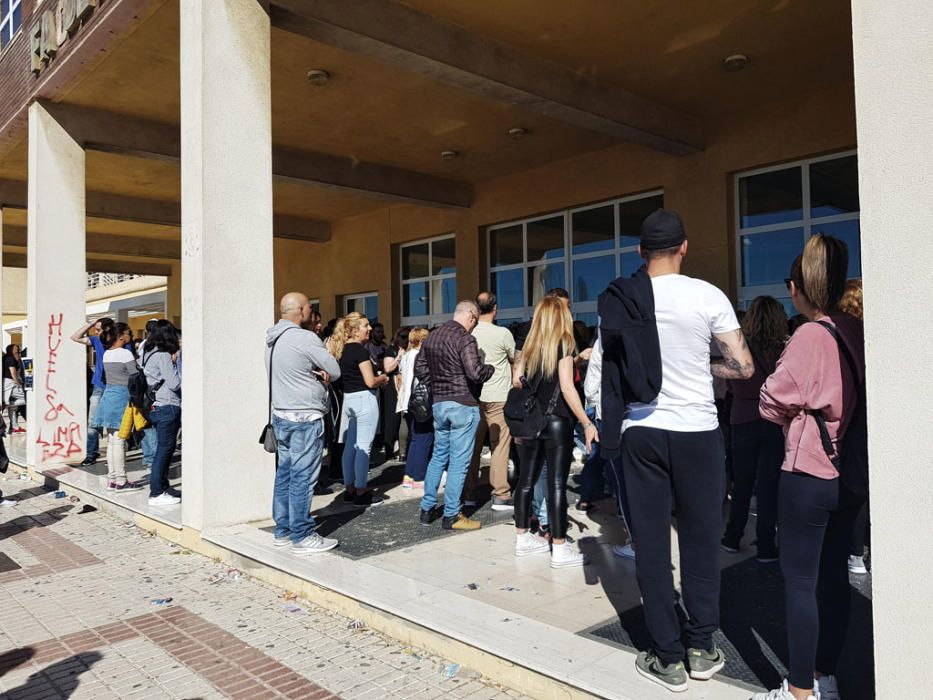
left=852, top=0, right=933, bottom=694
left=25, top=102, right=88, bottom=467
left=180, top=0, right=275, bottom=530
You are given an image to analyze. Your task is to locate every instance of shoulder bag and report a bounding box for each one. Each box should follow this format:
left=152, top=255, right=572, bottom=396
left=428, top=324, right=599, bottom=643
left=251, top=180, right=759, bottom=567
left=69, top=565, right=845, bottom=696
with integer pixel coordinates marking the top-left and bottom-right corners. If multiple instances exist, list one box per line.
left=259, top=328, right=296, bottom=453
left=504, top=374, right=562, bottom=440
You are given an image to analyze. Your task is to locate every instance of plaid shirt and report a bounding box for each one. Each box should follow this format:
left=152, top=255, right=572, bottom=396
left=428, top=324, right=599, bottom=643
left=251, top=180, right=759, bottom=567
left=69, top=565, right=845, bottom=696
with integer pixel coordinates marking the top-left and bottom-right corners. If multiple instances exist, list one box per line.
left=414, top=321, right=494, bottom=406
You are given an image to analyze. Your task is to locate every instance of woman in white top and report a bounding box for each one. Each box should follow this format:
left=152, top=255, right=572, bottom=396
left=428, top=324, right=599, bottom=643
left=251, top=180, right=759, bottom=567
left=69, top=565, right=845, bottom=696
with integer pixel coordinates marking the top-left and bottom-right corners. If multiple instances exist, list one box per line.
left=396, top=327, right=433, bottom=489
left=92, top=323, right=143, bottom=492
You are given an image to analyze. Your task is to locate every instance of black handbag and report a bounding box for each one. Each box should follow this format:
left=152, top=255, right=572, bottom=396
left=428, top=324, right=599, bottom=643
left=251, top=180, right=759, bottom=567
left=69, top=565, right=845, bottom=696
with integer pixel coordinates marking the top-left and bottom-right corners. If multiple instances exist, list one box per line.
left=504, top=374, right=562, bottom=440
left=408, top=378, right=433, bottom=424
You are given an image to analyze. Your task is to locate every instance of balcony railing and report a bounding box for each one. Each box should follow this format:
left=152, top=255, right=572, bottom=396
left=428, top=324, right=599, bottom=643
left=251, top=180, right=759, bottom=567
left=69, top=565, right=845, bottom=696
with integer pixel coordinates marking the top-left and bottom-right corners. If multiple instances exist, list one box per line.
left=86, top=272, right=143, bottom=290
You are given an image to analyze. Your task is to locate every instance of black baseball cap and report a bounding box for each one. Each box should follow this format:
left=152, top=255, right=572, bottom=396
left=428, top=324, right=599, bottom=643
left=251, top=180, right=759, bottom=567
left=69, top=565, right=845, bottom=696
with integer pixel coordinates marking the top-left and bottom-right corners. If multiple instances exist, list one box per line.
left=640, top=209, right=687, bottom=251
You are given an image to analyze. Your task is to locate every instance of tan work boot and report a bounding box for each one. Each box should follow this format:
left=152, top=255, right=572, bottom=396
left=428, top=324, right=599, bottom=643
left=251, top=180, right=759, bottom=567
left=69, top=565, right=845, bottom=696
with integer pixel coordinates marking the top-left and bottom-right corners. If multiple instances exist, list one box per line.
left=442, top=513, right=481, bottom=531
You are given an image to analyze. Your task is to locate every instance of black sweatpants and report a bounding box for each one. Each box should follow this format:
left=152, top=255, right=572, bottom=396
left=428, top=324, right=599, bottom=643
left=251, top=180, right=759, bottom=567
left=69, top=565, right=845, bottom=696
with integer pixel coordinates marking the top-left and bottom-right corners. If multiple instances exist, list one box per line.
left=779, top=471, right=863, bottom=690
left=622, top=426, right=725, bottom=664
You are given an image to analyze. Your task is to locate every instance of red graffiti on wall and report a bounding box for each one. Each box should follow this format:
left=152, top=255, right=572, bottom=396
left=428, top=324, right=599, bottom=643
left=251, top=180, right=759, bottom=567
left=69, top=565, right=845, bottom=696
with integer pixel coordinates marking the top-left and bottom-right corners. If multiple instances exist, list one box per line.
left=36, top=313, right=83, bottom=462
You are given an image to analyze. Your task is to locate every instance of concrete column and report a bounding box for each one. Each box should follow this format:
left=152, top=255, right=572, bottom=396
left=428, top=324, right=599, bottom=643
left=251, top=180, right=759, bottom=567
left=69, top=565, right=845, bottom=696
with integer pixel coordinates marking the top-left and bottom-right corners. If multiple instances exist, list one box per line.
left=166, top=260, right=181, bottom=327
left=851, top=1, right=933, bottom=695
left=180, top=0, right=275, bottom=530
left=25, top=102, right=88, bottom=467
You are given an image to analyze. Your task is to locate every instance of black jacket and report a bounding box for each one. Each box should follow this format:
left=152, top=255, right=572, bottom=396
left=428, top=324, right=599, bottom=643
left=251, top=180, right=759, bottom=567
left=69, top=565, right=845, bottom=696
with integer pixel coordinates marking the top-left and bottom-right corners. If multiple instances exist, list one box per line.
left=597, top=266, right=662, bottom=459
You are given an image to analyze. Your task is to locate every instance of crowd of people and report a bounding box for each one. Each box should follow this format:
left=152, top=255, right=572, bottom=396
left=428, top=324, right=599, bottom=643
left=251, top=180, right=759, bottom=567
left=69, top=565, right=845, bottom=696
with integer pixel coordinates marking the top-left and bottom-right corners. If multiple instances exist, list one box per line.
left=266, top=206, right=868, bottom=700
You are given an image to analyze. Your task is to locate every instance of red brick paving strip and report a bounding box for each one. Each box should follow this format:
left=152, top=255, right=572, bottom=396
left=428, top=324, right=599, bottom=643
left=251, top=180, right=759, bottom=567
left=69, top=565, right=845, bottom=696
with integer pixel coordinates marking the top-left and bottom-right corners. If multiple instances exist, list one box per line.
left=0, top=521, right=103, bottom=583
left=0, top=606, right=340, bottom=699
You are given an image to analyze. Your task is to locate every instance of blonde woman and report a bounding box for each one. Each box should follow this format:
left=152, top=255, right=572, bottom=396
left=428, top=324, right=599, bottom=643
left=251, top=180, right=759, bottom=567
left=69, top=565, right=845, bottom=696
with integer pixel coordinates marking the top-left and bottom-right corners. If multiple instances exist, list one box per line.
left=330, top=313, right=390, bottom=507
left=396, top=327, right=432, bottom=489
left=512, top=297, right=598, bottom=568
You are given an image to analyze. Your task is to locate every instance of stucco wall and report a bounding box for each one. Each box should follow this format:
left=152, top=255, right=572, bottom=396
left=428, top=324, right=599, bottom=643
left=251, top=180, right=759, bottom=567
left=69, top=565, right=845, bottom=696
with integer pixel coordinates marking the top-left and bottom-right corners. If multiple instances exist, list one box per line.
left=2, top=267, right=27, bottom=316
left=280, top=83, right=856, bottom=331
left=851, top=0, right=933, bottom=695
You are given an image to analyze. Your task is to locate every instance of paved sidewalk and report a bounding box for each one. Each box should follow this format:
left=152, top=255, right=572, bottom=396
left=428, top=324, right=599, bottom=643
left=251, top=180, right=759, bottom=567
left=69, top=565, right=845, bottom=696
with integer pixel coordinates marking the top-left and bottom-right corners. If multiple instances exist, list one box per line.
left=0, top=476, right=529, bottom=700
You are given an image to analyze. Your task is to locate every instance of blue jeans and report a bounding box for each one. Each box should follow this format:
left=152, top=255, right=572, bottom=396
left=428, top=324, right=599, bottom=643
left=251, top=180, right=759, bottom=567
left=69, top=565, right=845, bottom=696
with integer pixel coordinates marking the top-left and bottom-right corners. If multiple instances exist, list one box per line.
left=533, top=468, right=549, bottom=526
left=141, top=427, right=157, bottom=465
left=272, top=416, right=325, bottom=542
left=341, top=390, right=379, bottom=489
left=405, top=413, right=434, bottom=482
left=148, top=404, right=181, bottom=498
left=86, top=385, right=104, bottom=458
left=421, top=401, right=480, bottom=518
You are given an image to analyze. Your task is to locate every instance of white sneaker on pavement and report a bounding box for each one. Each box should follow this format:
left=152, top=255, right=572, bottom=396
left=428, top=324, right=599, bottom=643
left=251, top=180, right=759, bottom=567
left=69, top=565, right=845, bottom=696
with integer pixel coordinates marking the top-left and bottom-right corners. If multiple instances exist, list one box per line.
left=148, top=493, right=181, bottom=506
left=612, top=543, right=636, bottom=560
left=550, top=541, right=588, bottom=569
left=0, top=499, right=17, bottom=508
left=817, top=674, right=840, bottom=700
left=514, top=532, right=550, bottom=557
left=273, top=535, right=291, bottom=547
left=848, top=555, right=867, bottom=574
left=290, top=532, right=338, bottom=555
left=751, top=679, right=817, bottom=700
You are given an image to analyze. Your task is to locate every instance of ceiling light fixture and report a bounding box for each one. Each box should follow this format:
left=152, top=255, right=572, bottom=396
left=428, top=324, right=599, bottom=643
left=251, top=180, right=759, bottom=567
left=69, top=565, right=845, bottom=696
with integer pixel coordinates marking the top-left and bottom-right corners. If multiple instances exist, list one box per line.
left=307, top=69, right=330, bottom=86
left=507, top=127, right=528, bottom=139
left=723, top=54, right=750, bottom=72
left=441, top=150, right=459, bottom=160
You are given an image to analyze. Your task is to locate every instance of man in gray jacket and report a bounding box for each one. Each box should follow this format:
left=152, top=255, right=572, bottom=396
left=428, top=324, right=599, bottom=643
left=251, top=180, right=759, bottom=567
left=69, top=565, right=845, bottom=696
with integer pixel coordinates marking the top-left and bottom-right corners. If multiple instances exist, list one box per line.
left=265, top=293, right=341, bottom=555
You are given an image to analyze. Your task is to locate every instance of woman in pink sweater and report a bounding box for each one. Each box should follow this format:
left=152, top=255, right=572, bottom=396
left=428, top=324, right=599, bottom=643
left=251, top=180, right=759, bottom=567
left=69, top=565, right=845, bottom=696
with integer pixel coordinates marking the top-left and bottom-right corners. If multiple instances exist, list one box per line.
left=755, top=235, right=865, bottom=700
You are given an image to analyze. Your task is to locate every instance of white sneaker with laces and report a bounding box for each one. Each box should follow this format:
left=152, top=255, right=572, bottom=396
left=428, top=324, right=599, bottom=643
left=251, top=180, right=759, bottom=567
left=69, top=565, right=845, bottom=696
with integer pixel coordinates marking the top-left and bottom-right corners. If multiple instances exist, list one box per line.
left=550, top=541, right=588, bottom=569
left=612, top=543, right=636, bottom=560
left=514, top=532, right=550, bottom=557
left=817, top=674, right=840, bottom=700
left=0, top=499, right=17, bottom=508
left=148, top=492, right=181, bottom=506
left=751, top=679, right=817, bottom=700
left=291, top=532, right=338, bottom=555
left=848, top=555, right=867, bottom=574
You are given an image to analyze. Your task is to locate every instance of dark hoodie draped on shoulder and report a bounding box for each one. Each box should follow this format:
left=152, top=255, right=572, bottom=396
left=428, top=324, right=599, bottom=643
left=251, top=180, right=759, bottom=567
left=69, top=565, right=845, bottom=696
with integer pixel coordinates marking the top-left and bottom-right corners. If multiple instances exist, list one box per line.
left=597, top=266, right=662, bottom=459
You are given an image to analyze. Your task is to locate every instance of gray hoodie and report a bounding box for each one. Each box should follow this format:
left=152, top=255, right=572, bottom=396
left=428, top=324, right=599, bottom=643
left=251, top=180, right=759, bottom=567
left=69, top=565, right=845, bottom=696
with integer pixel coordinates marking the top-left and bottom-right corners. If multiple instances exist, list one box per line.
left=264, top=320, right=341, bottom=417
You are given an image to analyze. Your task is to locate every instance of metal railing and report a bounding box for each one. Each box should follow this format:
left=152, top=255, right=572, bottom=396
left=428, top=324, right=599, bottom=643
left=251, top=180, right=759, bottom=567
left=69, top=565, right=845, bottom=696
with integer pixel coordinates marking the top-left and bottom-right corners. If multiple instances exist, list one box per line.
left=86, top=272, right=143, bottom=290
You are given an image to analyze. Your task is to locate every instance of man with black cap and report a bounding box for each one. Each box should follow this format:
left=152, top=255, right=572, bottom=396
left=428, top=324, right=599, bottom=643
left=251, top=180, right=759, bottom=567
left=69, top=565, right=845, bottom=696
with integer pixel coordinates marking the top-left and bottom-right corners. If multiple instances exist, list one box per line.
left=619, top=209, right=753, bottom=692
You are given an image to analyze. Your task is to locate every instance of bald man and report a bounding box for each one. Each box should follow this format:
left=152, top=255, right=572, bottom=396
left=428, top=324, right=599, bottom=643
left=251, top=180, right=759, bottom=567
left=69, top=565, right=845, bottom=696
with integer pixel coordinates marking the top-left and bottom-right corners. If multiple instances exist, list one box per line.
left=265, top=292, right=341, bottom=555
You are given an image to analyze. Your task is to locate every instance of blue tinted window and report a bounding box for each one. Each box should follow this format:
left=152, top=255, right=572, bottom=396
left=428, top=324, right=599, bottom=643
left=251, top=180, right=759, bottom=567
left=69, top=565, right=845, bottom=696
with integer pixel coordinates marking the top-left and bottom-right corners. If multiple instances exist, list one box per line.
left=528, top=262, right=565, bottom=306
left=572, top=206, right=614, bottom=255
left=741, top=228, right=804, bottom=286
left=432, top=237, right=456, bottom=275
left=810, top=156, right=859, bottom=218
left=740, top=167, right=803, bottom=228
left=527, top=217, right=565, bottom=261
left=365, top=296, right=378, bottom=323
left=403, top=282, right=429, bottom=317
left=812, top=220, right=861, bottom=278
left=619, top=194, right=664, bottom=248
left=492, top=269, right=524, bottom=310
left=490, top=225, right=523, bottom=266
left=575, top=312, right=599, bottom=328
left=620, top=251, right=643, bottom=277
left=433, top=278, right=457, bottom=315
left=573, top=255, right=614, bottom=302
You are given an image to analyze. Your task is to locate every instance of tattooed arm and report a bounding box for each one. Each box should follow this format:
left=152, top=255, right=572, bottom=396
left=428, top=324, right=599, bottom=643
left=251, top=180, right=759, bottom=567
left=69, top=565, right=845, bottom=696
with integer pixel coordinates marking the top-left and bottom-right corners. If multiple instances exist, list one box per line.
left=711, top=329, right=755, bottom=379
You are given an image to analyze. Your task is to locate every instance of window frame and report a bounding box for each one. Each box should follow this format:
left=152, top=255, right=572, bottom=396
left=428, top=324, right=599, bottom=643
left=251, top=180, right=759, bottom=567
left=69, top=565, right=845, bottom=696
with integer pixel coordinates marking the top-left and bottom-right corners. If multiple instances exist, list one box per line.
left=733, top=150, right=859, bottom=309
left=0, top=0, right=23, bottom=53
left=486, top=190, right=663, bottom=322
left=343, top=292, right=379, bottom=323
left=399, top=233, right=457, bottom=328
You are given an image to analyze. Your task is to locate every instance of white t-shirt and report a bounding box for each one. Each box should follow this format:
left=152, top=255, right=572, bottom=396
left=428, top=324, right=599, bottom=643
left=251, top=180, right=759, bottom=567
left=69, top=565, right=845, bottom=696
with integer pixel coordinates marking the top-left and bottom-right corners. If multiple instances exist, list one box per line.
left=624, top=274, right=739, bottom=433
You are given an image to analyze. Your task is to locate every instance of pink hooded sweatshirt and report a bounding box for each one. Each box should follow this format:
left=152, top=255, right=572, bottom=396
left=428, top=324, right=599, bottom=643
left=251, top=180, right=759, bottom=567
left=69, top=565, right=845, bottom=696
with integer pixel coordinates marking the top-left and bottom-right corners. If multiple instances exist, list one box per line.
left=759, top=314, right=865, bottom=480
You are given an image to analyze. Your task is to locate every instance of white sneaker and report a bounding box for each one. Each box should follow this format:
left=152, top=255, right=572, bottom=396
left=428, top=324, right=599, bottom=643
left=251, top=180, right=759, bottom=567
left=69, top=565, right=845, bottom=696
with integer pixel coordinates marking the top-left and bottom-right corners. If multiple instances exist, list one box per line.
left=291, top=532, right=338, bottom=555
left=148, top=493, right=181, bottom=506
left=572, top=447, right=583, bottom=463
left=751, top=679, right=817, bottom=700
left=514, top=532, right=549, bottom=557
left=817, top=674, right=840, bottom=700
left=0, top=499, right=17, bottom=508
left=273, top=535, right=291, bottom=547
left=848, top=555, right=867, bottom=574
left=550, top=541, right=588, bottom=569
left=612, top=543, right=636, bottom=560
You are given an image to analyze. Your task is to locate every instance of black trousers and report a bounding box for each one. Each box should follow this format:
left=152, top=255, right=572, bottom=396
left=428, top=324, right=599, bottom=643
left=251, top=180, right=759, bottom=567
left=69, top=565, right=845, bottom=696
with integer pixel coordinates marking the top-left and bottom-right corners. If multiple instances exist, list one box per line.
left=622, top=426, right=725, bottom=664
left=723, top=419, right=783, bottom=557
left=779, top=471, right=863, bottom=689
left=382, top=379, right=402, bottom=459
left=514, top=416, right=573, bottom=540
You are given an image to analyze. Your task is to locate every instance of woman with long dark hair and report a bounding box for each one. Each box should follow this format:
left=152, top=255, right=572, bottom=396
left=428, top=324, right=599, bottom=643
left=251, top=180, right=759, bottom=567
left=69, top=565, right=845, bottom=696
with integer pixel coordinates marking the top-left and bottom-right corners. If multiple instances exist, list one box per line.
left=144, top=320, right=182, bottom=506
left=2, top=344, right=24, bottom=433
left=721, top=296, right=787, bottom=562
left=756, top=235, right=865, bottom=700
left=93, top=323, right=143, bottom=492
left=512, top=296, right=598, bottom=568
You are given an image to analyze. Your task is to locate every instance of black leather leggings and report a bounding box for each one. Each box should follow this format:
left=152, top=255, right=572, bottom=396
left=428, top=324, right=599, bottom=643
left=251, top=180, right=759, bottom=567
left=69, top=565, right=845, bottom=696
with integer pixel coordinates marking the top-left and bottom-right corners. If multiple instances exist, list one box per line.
left=514, top=416, right=573, bottom=540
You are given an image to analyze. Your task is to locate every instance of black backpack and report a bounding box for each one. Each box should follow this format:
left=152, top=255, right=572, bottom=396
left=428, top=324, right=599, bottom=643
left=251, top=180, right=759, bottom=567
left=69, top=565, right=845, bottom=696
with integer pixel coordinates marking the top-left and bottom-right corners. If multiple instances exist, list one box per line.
left=504, top=374, right=561, bottom=440
left=129, top=352, right=163, bottom=423
left=809, top=321, right=869, bottom=497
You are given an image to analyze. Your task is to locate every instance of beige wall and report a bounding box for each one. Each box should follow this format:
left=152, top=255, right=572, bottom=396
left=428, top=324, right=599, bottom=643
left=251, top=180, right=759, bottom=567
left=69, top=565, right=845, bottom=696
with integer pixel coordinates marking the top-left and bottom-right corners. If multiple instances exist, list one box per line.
left=2, top=267, right=27, bottom=317
left=278, top=83, right=857, bottom=332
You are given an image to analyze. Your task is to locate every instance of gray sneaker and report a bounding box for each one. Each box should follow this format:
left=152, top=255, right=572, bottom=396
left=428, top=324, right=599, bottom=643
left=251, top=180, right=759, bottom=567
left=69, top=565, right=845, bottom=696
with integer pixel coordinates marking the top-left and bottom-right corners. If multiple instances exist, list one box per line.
left=290, top=532, right=338, bottom=555
left=687, top=646, right=725, bottom=680
left=635, top=651, right=688, bottom=693
left=273, top=535, right=291, bottom=548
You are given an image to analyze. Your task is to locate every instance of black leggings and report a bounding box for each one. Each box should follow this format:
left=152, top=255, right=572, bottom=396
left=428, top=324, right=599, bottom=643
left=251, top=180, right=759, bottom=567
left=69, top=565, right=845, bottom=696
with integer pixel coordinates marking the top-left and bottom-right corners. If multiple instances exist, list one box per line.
left=779, top=471, right=864, bottom=689
left=514, top=416, right=573, bottom=540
